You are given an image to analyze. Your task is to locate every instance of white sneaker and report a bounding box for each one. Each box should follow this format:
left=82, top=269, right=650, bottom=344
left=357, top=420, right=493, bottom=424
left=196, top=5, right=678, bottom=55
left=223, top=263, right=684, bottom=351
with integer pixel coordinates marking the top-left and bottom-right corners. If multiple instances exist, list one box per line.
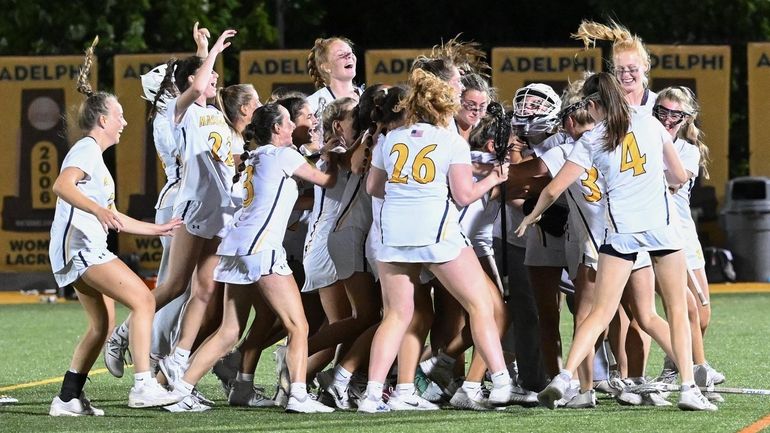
left=678, top=385, right=718, bottom=411
left=49, top=393, right=104, bottom=416
left=538, top=374, right=570, bottom=410
left=655, top=356, right=679, bottom=385
left=316, top=370, right=351, bottom=409
left=705, top=363, right=725, bottom=385
left=104, top=327, right=130, bottom=378
left=357, top=395, right=390, bottom=413
left=617, top=378, right=643, bottom=406
left=508, top=384, right=539, bottom=407
left=0, top=395, right=19, bottom=405
left=228, top=381, right=275, bottom=407
left=212, top=351, right=240, bottom=398
left=564, top=389, right=596, bottom=409
left=450, top=386, right=491, bottom=411
left=421, top=380, right=446, bottom=403
left=159, top=356, right=187, bottom=391
left=191, top=388, right=214, bottom=406
left=128, top=379, right=185, bottom=408
left=642, top=390, right=672, bottom=407
left=163, top=394, right=212, bottom=413
left=387, top=390, right=440, bottom=411
left=555, top=380, right=579, bottom=408
left=286, top=393, right=334, bottom=413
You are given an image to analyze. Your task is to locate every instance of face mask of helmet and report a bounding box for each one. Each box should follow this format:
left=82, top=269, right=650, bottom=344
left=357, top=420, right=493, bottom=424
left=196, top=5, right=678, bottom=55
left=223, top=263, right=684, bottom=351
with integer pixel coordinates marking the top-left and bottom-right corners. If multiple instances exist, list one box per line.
left=141, top=64, right=171, bottom=110
left=511, top=83, right=562, bottom=138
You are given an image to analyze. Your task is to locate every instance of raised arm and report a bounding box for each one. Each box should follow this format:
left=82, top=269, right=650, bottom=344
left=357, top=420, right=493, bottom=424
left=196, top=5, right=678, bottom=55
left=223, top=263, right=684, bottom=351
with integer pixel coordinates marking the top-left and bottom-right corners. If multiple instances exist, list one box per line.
left=294, top=160, right=338, bottom=188
left=193, top=21, right=210, bottom=58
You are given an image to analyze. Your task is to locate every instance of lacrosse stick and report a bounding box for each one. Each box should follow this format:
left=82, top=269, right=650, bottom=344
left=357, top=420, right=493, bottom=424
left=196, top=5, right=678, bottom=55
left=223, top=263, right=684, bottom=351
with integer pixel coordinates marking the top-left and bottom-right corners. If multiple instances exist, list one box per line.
left=628, top=381, right=770, bottom=396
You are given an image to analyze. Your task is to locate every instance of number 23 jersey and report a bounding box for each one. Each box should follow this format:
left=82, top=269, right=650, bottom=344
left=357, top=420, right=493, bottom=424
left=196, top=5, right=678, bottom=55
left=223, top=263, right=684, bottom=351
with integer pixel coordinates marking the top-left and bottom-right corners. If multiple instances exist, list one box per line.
left=372, top=123, right=470, bottom=247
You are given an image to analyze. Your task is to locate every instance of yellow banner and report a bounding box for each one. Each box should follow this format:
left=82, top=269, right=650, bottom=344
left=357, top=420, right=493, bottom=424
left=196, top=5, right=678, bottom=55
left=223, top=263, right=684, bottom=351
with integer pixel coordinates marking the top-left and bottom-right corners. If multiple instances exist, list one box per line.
left=113, top=53, right=223, bottom=272
left=647, top=45, right=731, bottom=202
left=748, top=43, right=770, bottom=177
left=239, top=50, right=315, bottom=102
left=0, top=56, right=97, bottom=272
left=364, top=49, right=432, bottom=86
left=491, top=47, right=603, bottom=106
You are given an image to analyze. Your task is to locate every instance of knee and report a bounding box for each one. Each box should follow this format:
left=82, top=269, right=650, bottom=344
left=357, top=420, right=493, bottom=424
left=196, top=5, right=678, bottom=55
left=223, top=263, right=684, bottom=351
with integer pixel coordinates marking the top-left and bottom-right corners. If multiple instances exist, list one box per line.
left=218, top=324, right=242, bottom=349
left=286, top=317, right=309, bottom=340
left=132, top=289, right=156, bottom=314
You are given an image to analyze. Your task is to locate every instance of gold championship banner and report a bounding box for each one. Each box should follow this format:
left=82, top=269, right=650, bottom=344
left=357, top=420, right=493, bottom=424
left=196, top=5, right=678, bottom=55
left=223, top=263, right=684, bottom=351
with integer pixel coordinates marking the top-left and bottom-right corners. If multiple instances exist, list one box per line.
left=114, top=54, right=223, bottom=272
left=748, top=43, right=770, bottom=177
left=491, top=47, right=602, bottom=106
left=364, top=49, right=432, bottom=86
left=647, top=45, right=731, bottom=202
left=239, top=50, right=316, bottom=102
left=0, top=56, right=97, bottom=272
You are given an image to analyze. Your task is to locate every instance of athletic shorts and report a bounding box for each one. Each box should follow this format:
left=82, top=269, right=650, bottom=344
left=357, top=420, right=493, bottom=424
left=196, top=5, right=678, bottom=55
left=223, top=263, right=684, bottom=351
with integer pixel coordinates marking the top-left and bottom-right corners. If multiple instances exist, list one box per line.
left=53, top=249, right=117, bottom=288
left=173, top=200, right=233, bottom=239
left=214, top=249, right=292, bottom=285
left=377, top=232, right=471, bottom=264
left=680, top=225, right=706, bottom=270
left=301, top=232, right=338, bottom=293
left=603, top=224, right=683, bottom=257
left=328, top=227, right=370, bottom=280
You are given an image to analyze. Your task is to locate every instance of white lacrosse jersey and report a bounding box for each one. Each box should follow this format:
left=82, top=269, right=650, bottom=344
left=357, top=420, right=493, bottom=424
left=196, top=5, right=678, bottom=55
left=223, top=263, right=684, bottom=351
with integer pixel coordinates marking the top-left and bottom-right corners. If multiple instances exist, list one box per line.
left=168, top=99, right=235, bottom=208
left=218, top=145, right=306, bottom=256
left=671, top=138, right=701, bottom=226
left=49, top=137, right=115, bottom=272
left=152, top=112, right=182, bottom=210
left=568, top=111, right=673, bottom=234
left=373, top=123, right=471, bottom=247
left=540, top=139, right=605, bottom=259
left=303, top=161, right=347, bottom=255
left=459, top=151, right=501, bottom=254
left=633, top=88, right=657, bottom=115
left=333, top=171, right=373, bottom=233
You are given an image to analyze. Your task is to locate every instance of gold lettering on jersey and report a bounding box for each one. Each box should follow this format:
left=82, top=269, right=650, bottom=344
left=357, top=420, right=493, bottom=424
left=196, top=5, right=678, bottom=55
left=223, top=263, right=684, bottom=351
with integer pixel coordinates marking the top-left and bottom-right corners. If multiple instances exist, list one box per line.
left=199, top=115, right=226, bottom=127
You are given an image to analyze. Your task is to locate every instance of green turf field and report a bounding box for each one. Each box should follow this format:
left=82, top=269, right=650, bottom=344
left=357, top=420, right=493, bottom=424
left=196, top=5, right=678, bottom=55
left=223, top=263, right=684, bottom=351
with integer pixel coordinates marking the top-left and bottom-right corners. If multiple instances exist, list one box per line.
left=1, top=293, right=769, bottom=433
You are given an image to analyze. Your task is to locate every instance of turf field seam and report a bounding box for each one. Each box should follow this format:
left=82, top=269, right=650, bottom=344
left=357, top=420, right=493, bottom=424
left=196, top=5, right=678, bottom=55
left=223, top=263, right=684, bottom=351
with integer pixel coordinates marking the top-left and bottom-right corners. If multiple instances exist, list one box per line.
left=0, top=368, right=110, bottom=392
left=739, top=413, right=770, bottom=433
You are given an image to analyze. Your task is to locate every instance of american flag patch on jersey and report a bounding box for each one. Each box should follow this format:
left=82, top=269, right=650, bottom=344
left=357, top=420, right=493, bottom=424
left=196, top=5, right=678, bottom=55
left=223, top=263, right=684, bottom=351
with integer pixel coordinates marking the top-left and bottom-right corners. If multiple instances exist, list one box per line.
left=410, top=129, right=423, bottom=137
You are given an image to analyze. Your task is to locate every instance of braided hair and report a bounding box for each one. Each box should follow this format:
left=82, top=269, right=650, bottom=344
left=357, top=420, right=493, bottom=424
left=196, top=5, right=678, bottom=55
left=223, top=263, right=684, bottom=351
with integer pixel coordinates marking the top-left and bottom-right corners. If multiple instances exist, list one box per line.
left=75, top=36, right=115, bottom=133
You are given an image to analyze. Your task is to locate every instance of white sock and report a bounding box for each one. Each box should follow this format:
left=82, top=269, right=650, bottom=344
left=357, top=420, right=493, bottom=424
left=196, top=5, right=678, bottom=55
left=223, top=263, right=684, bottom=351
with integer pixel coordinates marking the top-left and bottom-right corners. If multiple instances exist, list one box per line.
left=117, top=322, right=129, bottom=339
left=680, top=381, right=696, bottom=391
left=365, top=381, right=384, bottom=400
left=177, top=379, right=194, bottom=395
left=419, top=358, right=437, bottom=374
left=173, top=348, right=191, bottom=365
left=134, top=371, right=151, bottom=387
left=395, top=383, right=415, bottom=396
left=290, top=382, right=307, bottom=398
left=462, top=380, right=482, bottom=391
left=333, top=366, right=352, bottom=388
left=490, top=370, right=512, bottom=388
left=236, top=372, right=254, bottom=383
left=558, top=369, right=573, bottom=381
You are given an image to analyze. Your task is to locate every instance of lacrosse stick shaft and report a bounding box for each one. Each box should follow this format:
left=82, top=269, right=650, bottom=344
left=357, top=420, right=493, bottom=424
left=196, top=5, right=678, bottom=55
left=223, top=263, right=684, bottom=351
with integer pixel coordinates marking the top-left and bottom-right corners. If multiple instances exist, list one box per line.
left=687, top=267, right=709, bottom=306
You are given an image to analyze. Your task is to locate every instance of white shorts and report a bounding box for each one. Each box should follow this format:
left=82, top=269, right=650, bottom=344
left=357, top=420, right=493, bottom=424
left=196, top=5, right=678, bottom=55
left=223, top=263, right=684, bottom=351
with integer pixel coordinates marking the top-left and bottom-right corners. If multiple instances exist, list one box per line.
left=471, top=237, right=494, bottom=258
left=214, top=249, right=292, bottom=285
left=680, top=225, right=706, bottom=270
left=174, top=200, right=233, bottom=239
left=302, top=232, right=338, bottom=293
left=53, top=249, right=117, bottom=288
left=524, top=226, right=567, bottom=267
left=377, top=231, right=471, bottom=264
left=604, top=224, right=683, bottom=256
left=328, top=227, right=370, bottom=280
left=567, top=236, right=650, bottom=280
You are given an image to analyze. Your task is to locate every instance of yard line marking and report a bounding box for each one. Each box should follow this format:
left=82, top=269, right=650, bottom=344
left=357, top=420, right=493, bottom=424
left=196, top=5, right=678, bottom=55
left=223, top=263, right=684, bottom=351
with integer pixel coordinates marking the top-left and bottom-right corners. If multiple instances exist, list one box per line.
left=0, top=368, right=112, bottom=392
left=739, top=414, right=770, bottom=433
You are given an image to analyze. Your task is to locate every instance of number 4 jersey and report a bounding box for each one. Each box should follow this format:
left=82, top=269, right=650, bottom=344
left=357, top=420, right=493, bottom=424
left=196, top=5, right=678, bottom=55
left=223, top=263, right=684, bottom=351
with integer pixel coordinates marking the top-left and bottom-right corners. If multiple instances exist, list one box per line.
left=567, top=110, right=673, bottom=234
left=372, top=123, right=470, bottom=247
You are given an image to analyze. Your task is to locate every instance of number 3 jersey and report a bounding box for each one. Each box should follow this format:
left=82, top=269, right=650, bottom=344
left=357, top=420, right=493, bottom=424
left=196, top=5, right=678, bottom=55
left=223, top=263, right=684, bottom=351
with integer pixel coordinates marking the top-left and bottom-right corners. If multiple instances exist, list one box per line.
left=217, top=145, right=307, bottom=256
left=372, top=123, right=471, bottom=247
left=167, top=99, right=235, bottom=208
left=567, top=110, right=673, bottom=234
left=49, top=137, right=114, bottom=272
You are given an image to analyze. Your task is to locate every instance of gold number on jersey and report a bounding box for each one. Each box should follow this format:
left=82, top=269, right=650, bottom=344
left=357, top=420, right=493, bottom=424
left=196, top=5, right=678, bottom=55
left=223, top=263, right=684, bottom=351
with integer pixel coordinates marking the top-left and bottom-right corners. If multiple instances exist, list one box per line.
left=242, top=165, right=255, bottom=207
left=388, top=143, right=437, bottom=184
left=620, top=132, right=647, bottom=176
left=209, top=131, right=235, bottom=167
left=581, top=167, right=602, bottom=202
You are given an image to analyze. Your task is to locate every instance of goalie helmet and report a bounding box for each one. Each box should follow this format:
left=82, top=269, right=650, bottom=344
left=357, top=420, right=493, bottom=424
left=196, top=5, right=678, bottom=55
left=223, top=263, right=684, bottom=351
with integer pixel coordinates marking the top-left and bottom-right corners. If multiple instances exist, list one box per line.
left=140, top=64, right=171, bottom=109
left=511, top=83, right=562, bottom=136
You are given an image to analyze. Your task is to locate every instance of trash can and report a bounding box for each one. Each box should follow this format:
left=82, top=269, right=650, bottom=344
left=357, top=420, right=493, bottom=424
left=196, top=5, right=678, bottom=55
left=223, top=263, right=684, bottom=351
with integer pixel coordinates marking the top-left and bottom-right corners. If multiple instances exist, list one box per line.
left=719, top=177, right=770, bottom=282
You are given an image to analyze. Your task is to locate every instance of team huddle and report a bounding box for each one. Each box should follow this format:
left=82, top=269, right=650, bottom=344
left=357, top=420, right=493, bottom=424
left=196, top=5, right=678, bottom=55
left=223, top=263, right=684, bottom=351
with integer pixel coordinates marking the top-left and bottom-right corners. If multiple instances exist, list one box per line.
left=46, top=19, right=722, bottom=416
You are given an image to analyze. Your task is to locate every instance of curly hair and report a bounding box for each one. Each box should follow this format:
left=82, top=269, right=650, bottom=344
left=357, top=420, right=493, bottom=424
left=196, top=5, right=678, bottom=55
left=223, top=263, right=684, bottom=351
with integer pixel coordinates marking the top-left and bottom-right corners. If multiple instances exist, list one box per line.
left=399, top=68, right=459, bottom=127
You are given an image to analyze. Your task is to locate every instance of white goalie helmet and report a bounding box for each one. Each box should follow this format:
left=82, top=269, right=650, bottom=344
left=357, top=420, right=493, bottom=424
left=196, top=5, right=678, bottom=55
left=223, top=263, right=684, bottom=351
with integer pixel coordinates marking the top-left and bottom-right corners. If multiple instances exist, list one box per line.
left=511, top=83, right=562, bottom=136
left=140, top=63, right=171, bottom=109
